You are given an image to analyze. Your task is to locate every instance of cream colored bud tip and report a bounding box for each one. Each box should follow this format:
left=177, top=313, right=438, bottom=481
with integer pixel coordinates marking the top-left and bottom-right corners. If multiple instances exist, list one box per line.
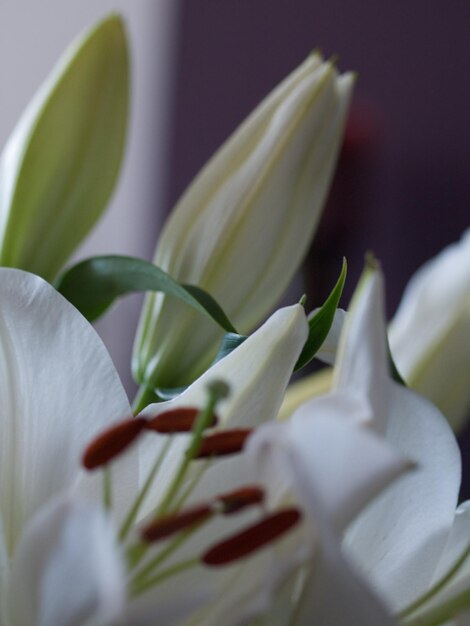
left=207, top=380, right=231, bottom=401
left=365, top=251, right=381, bottom=271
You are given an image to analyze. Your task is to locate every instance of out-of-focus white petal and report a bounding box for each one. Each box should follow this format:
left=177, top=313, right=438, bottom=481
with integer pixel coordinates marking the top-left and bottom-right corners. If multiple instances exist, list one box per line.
left=291, top=535, right=397, bottom=626
left=10, top=497, right=125, bottom=626
left=137, top=305, right=307, bottom=512
left=333, top=269, right=390, bottom=432
left=0, top=268, right=132, bottom=552
left=249, top=399, right=410, bottom=534
left=389, top=229, right=470, bottom=430
left=402, top=503, right=470, bottom=626
left=0, top=518, right=9, bottom=625
left=346, top=385, right=461, bottom=611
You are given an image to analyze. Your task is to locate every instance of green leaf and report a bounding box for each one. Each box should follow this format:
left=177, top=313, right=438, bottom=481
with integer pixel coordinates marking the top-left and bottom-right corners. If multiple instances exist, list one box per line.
left=295, top=258, right=347, bottom=371
left=0, top=15, right=129, bottom=280
left=55, top=254, right=237, bottom=332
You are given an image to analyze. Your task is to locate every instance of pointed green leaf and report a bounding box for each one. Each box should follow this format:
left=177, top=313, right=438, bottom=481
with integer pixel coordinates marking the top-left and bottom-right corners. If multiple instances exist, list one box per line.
left=55, top=254, right=237, bottom=332
left=0, top=15, right=129, bottom=280
left=295, top=258, right=347, bottom=370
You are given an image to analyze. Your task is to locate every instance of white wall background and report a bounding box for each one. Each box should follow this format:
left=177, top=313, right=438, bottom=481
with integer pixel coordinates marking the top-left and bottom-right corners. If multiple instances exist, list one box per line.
left=0, top=1, right=181, bottom=393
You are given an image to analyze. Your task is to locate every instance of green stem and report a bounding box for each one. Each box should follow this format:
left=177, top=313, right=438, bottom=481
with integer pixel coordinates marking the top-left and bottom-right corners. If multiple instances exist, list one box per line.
left=132, top=384, right=160, bottom=414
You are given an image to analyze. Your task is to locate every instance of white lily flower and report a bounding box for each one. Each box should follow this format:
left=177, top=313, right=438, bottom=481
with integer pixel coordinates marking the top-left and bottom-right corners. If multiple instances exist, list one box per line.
left=133, top=52, right=354, bottom=389
left=389, top=229, right=470, bottom=431
left=0, top=15, right=129, bottom=281
left=0, top=268, right=134, bottom=624
left=0, top=266, right=312, bottom=625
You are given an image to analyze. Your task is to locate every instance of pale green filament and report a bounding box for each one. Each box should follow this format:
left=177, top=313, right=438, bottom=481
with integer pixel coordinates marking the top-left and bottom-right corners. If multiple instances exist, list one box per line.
left=130, top=526, right=201, bottom=589
left=103, top=465, right=112, bottom=510
left=156, top=386, right=222, bottom=518
left=119, top=437, right=173, bottom=542
left=130, top=557, right=199, bottom=597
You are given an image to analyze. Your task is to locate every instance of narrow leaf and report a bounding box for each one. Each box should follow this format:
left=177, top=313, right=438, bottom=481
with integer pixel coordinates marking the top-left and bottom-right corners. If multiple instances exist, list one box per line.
left=295, top=258, right=347, bottom=371
left=55, top=255, right=237, bottom=332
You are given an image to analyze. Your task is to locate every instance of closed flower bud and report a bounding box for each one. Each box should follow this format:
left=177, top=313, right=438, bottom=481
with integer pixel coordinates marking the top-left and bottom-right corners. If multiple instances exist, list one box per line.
left=133, top=53, right=354, bottom=389
left=0, top=15, right=129, bottom=281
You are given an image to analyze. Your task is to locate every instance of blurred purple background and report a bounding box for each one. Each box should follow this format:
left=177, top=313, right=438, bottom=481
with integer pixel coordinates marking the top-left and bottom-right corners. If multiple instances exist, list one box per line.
left=164, top=0, right=469, bottom=314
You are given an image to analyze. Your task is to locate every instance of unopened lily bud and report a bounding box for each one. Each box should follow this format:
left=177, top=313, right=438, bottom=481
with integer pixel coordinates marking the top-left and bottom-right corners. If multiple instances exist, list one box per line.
left=0, top=15, right=129, bottom=281
left=389, top=230, right=470, bottom=431
left=133, top=53, right=354, bottom=389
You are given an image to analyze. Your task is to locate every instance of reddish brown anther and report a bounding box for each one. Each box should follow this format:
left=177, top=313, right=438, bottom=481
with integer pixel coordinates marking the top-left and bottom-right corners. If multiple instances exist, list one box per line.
left=82, top=417, right=147, bottom=470
left=145, top=408, right=218, bottom=433
left=140, top=504, right=213, bottom=542
left=196, top=429, right=253, bottom=458
left=202, top=508, right=302, bottom=566
left=216, top=486, right=265, bottom=515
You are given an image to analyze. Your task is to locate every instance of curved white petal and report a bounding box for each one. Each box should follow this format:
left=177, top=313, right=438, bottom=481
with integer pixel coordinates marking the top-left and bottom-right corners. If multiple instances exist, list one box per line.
left=10, top=496, right=125, bottom=626
left=333, top=269, right=389, bottom=432
left=292, top=538, right=397, bottom=626
left=0, top=268, right=132, bottom=553
left=346, top=385, right=461, bottom=611
left=404, top=503, right=470, bottom=625
left=389, top=229, right=470, bottom=430
left=137, top=304, right=308, bottom=514
left=249, top=400, right=410, bottom=534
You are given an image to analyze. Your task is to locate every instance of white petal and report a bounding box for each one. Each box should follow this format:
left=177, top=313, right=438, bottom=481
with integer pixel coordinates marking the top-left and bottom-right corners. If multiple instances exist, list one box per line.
left=346, top=385, right=461, bottom=611
left=137, top=304, right=307, bottom=514
left=10, top=496, right=125, bottom=626
left=0, top=269, right=133, bottom=552
left=292, top=538, right=397, bottom=626
left=404, top=503, right=470, bottom=625
left=0, top=517, right=9, bottom=625
left=250, top=399, right=410, bottom=533
left=333, top=269, right=390, bottom=432
left=389, top=229, right=470, bottom=430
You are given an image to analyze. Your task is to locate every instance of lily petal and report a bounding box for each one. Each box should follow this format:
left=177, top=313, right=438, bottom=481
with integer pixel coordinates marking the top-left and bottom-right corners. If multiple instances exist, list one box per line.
left=137, top=304, right=307, bottom=512
left=0, top=268, right=132, bottom=552
left=389, top=229, right=470, bottom=431
left=345, top=385, right=461, bottom=611
left=291, top=536, right=397, bottom=626
left=10, top=496, right=125, bottom=626
left=333, top=268, right=389, bottom=432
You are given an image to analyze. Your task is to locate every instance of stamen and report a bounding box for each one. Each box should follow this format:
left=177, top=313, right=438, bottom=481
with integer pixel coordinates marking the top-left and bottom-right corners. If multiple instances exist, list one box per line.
left=141, top=504, right=212, bottom=543
left=215, top=486, right=265, bottom=514
left=145, top=407, right=218, bottom=433
left=203, top=508, right=302, bottom=566
left=195, top=429, right=252, bottom=458
left=82, top=417, right=147, bottom=470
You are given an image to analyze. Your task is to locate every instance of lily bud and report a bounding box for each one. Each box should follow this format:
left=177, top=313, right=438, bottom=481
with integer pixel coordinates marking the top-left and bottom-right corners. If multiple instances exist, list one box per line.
left=389, top=229, right=470, bottom=431
left=133, top=53, right=354, bottom=389
left=0, top=15, right=129, bottom=281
